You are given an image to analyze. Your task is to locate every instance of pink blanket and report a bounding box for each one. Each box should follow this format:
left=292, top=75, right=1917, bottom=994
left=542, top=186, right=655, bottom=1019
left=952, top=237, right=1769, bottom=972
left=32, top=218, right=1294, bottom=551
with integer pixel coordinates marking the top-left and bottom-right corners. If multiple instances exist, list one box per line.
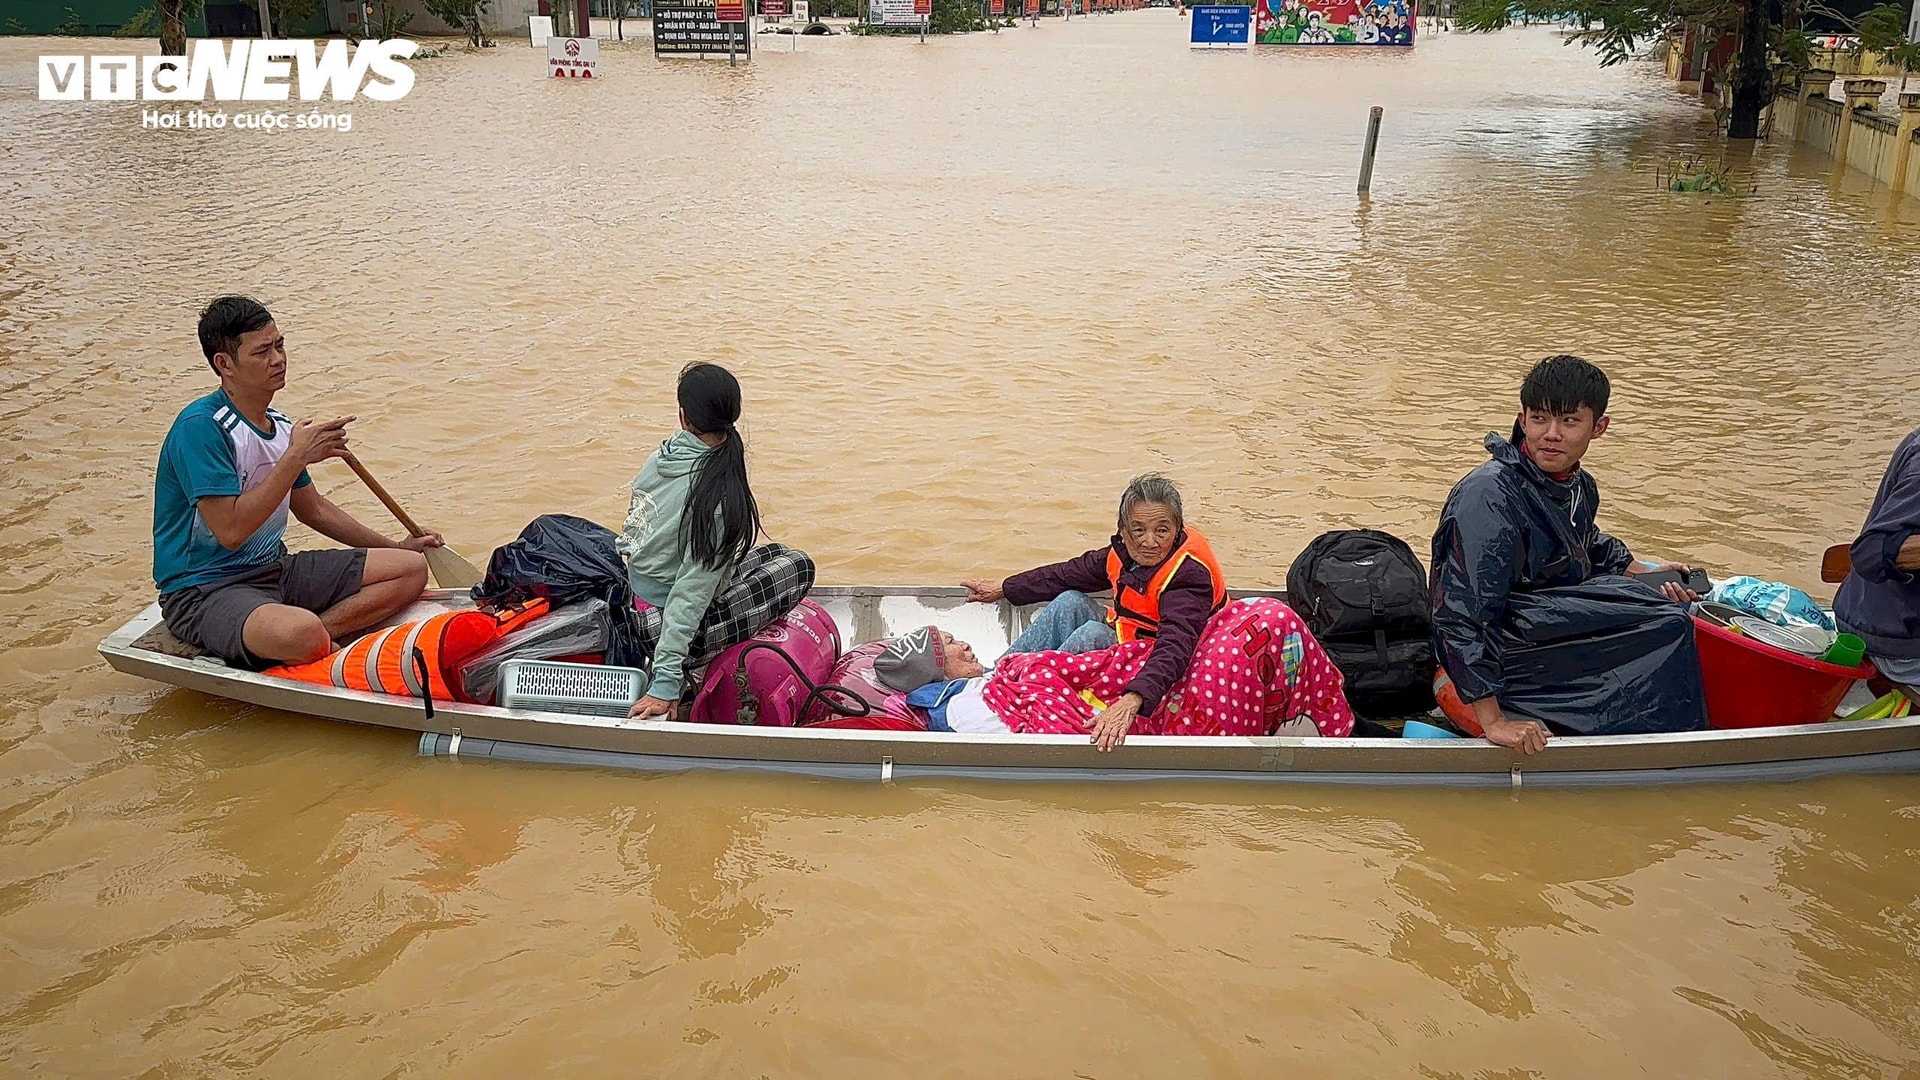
left=981, top=598, right=1355, bottom=737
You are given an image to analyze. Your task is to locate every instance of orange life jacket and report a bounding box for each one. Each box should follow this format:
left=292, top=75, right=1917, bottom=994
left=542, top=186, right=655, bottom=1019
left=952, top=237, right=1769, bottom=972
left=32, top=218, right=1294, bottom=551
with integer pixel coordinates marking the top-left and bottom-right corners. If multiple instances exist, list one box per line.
left=266, top=599, right=546, bottom=703
left=1104, top=528, right=1228, bottom=644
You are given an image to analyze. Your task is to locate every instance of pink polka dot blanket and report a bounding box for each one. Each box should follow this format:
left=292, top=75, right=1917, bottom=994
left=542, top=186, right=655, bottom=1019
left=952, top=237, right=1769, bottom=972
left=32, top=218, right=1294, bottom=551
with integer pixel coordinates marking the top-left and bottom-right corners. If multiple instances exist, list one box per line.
left=980, top=598, right=1356, bottom=738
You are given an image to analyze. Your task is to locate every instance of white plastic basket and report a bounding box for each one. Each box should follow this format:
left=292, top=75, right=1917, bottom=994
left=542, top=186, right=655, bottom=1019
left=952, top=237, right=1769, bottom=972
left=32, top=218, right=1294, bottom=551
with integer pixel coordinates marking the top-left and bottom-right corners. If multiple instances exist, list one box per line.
left=499, top=660, right=647, bottom=719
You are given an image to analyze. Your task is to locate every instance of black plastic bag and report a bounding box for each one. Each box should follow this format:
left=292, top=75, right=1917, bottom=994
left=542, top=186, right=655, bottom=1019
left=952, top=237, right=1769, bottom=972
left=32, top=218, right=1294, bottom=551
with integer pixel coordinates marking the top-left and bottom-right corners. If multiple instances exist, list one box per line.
left=470, top=514, right=647, bottom=668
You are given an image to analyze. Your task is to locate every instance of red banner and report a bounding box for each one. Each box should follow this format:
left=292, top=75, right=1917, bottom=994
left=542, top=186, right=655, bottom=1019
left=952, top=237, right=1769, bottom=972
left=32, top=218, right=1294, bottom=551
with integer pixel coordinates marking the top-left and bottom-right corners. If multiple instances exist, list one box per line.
left=990, top=0, right=1004, bottom=12
left=762, top=0, right=789, bottom=12
left=1024, top=0, right=1038, bottom=13
left=913, top=0, right=931, bottom=14
left=717, top=0, right=746, bottom=19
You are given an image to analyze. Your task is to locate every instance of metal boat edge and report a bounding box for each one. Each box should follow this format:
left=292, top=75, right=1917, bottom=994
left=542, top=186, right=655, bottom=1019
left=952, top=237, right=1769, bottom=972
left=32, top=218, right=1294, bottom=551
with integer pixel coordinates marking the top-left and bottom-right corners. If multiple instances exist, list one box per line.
left=96, top=588, right=1920, bottom=784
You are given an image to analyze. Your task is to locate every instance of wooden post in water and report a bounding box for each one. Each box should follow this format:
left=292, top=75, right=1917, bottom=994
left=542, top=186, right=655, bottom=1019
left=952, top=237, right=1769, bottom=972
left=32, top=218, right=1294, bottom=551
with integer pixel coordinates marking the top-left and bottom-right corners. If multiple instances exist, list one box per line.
left=1358, top=106, right=1383, bottom=194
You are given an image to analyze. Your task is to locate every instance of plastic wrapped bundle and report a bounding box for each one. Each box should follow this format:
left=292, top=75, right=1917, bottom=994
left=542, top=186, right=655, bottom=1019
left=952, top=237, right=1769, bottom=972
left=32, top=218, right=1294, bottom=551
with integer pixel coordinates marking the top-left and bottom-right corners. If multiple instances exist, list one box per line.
left=1710, top=576, right=1835, bottom=632
left=459, top=598, right=612, bottom=705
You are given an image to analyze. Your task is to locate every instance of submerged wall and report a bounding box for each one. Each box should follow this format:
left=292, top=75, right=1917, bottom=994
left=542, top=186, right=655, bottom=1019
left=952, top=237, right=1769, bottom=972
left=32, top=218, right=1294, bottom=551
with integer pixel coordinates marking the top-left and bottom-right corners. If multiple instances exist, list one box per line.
left=1771, top=77, right=1920, bottom=199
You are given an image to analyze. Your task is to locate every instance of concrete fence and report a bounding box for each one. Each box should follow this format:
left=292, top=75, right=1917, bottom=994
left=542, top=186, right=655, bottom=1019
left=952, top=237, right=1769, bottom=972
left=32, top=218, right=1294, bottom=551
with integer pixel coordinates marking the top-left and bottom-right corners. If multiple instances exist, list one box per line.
left=1772, top=75, right=1920, bottom=199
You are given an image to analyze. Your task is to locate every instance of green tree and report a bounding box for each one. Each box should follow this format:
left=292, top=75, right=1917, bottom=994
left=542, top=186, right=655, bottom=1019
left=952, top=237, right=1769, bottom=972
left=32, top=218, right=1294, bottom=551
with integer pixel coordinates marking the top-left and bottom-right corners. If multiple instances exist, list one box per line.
left=1454, top=0, right=1774, bottom=137
left=55, top=7, right=88, bottom=33
left=115, top=7, right=164, bottom=36
left=1457, top=0, right=1918, bottom=140
left=157, top=0, right=203, bottom=53
left=1855, top=1, right=1920, bottom=92
left=424, top=0, right=493, bottom=45
left=246, top=0, right=321, bottom=35
left=931, top=0, right=986, bottom=30
left=370, top=0, right=417, bottom=38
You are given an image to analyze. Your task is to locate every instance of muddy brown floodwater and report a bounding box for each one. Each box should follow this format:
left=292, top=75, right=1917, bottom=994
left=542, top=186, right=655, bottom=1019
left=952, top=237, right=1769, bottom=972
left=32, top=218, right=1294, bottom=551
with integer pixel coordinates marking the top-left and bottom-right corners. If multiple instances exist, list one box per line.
left=2, top=16, right=1919, bottom=1077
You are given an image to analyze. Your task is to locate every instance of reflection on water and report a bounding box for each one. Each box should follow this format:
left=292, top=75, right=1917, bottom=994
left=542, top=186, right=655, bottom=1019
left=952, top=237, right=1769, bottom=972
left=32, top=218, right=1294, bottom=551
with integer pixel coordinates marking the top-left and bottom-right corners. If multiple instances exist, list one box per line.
left=2, top=15, right=1919, bottom=1076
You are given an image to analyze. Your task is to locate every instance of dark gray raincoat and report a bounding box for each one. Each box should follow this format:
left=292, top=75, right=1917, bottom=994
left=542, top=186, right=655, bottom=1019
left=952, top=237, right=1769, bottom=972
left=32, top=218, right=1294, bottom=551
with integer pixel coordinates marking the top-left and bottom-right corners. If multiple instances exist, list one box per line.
left=1429, top=429, right=1708, bottom=736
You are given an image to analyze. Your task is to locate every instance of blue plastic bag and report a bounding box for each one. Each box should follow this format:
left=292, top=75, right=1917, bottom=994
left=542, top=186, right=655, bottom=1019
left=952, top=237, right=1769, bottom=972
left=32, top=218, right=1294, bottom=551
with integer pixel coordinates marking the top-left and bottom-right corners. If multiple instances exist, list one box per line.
left=1708, top=576, right=1835, bottom=632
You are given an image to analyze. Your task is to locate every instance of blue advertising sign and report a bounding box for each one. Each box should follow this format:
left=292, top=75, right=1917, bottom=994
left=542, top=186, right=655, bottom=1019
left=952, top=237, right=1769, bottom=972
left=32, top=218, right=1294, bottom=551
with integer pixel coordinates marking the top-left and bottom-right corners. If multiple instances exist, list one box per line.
left=1190, top=4, right=1251, bottom=44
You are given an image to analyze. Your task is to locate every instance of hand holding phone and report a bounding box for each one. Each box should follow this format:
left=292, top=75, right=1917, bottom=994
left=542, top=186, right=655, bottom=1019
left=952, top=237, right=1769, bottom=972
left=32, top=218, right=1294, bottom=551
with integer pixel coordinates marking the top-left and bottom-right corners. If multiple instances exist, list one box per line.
left=1637, top=566, right=1711, bottom=599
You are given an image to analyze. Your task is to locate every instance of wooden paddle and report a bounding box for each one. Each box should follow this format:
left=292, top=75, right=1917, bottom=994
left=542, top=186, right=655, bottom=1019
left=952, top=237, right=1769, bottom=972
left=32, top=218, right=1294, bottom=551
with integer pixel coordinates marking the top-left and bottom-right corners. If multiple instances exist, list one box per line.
left=340, top=451, right=485, bottom=589
left=1821, top=544, right=1852, bottom=584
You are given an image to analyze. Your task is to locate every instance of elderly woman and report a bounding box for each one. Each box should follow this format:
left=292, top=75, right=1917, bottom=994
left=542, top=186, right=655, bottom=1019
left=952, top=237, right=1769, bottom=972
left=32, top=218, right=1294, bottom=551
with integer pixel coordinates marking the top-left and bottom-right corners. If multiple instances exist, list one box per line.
left=960, top=472, right=1227, bottom=749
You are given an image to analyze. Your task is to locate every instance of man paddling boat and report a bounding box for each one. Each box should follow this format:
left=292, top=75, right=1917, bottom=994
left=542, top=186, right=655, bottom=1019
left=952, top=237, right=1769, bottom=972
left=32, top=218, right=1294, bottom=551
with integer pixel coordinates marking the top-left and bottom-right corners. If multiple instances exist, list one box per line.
left=151, top=296, right=443, bottom=668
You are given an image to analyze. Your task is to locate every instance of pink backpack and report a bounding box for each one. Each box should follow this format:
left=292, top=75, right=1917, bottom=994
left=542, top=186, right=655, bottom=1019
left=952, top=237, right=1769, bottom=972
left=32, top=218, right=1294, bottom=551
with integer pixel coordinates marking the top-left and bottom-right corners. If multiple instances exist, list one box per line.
left=689, top=601, right=841, bottom=726
left=798, top=639, right=926, bottom=729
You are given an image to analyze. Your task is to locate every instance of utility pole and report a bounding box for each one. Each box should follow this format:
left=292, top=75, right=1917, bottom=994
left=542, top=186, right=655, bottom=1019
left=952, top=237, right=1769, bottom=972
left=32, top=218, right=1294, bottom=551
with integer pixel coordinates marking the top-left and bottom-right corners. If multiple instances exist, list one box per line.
left=258, top=0, right=273, bottom=35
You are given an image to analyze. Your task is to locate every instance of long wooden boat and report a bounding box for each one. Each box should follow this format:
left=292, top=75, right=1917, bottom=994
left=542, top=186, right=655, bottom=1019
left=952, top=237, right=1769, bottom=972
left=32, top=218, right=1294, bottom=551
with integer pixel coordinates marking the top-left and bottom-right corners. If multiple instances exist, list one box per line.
left=98, top=586, right=1920, bottom=787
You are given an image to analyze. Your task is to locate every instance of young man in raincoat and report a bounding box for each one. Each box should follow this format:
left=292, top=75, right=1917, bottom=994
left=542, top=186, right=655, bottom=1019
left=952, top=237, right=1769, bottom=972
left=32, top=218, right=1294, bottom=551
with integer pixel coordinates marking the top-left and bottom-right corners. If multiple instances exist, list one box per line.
left=1429, top=355, right=1710, bottom=753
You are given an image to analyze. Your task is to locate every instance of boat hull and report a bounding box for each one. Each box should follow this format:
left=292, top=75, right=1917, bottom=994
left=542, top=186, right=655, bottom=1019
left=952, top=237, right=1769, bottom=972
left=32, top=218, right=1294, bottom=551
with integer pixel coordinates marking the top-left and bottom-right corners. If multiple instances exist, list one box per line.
left=98, top=587, right=1920, bottom=786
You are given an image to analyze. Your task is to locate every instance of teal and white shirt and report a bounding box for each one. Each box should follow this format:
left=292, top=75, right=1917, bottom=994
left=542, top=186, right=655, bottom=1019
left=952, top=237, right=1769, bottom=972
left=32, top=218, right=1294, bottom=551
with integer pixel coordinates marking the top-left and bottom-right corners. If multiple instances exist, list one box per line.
left=152, top=389, right=312, bottom=594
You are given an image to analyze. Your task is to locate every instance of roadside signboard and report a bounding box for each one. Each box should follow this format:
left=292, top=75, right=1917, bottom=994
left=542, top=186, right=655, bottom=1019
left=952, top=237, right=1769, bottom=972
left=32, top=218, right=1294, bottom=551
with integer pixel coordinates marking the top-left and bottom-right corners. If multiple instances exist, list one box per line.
left=913, top=0, right=932, bottom=13
left=1254, top=0, right=1414, bottom=45
left=716, top=0, right=747, bottom=20
left=1189, top=4, right=1250, bottom=44
left=868, top=0, right=922, bottom=25
left=654, top=0, right=753, bottom=53
left=990, top=0, right=1004, bottom=12
left=1025, top=0, right=1038, bottom=13
left=794, top=0, right=810, bottom=17
left=528, top=14, right=553, bottom=44
left=547, top=35, right=600, bottom=76
left=762, top=0, right=789, bottom=14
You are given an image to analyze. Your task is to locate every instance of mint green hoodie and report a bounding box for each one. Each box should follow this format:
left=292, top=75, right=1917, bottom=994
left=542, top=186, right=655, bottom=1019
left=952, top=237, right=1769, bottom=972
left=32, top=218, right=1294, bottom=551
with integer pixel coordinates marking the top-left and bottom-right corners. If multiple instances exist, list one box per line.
left=617, top=431, right=731, bottom=701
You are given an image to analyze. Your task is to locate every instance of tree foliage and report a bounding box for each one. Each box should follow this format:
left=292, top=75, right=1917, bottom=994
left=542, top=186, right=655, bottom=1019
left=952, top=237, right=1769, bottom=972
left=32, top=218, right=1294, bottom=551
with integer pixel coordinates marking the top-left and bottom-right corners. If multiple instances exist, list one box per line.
left=247, top=0, right=321, bottom=35
left=157, top=0, right=202, bottom=53
left=1855, top=1, right=1920, bottom=88
left=115, top=6, right=164, bottom=36
left=424, top=0, right=494, bottom=45
left=1455, top=0, right=1918, bottom=139
left=370, top=0, right=417, bottom=38
left=1453, top=0, right=1738, bottom=66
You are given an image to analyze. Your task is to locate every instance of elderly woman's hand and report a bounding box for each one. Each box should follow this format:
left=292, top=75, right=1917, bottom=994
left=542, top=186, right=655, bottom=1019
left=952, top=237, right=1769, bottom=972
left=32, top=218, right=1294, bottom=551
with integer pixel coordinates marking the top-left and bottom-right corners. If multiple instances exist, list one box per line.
left=1091, top=693, right=1144, bottom=752
left=961, top=578, right=1005, bottom=604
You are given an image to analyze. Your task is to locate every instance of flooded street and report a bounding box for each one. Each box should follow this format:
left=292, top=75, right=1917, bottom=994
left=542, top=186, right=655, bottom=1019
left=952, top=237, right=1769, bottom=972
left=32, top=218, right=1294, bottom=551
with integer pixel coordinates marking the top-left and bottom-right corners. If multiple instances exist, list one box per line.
left=3, top=15, right=1920, bottom=1075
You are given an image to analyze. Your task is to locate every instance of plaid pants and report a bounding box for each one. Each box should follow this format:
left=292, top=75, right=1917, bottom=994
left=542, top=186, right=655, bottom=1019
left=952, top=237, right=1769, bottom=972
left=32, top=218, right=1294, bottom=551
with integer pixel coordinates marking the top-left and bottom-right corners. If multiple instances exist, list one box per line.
left=635, top=543, right=816, bottom=677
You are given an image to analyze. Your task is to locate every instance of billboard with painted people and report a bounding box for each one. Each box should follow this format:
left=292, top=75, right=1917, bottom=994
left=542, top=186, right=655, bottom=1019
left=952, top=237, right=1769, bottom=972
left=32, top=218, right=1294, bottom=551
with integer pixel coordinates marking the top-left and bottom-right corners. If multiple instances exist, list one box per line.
left=1254, top=0, right=1413, bottom=45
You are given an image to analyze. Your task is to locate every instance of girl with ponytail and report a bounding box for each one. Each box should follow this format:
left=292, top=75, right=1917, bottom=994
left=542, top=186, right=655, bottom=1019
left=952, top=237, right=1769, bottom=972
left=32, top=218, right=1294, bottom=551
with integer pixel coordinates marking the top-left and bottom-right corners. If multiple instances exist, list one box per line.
left=617, top=363, right=816, bottom=719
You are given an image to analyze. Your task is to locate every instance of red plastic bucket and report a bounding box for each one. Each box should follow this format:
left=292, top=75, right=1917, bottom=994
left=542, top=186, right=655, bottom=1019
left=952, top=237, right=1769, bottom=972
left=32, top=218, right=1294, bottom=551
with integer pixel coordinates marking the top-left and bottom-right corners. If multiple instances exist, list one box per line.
left=1693, top=617, right=1876, bottom=729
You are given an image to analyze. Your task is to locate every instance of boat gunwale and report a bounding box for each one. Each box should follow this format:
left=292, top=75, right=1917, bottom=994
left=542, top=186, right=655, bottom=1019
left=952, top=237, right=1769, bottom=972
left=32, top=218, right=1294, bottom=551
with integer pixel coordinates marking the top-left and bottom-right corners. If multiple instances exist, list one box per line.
left=96, top=590, right=1920, bottom=779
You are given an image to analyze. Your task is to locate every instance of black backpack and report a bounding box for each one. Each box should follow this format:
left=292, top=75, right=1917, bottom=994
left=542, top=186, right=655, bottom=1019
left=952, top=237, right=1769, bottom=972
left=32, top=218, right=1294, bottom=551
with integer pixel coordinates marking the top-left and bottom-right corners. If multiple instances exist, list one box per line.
left=1285, top=530, right=1436, bottom=721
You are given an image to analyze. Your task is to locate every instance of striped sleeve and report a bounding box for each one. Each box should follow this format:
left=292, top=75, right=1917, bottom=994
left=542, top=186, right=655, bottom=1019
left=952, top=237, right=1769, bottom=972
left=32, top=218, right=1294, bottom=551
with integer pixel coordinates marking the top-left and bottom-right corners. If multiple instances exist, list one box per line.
left=167, top=412, right=242, bottom=503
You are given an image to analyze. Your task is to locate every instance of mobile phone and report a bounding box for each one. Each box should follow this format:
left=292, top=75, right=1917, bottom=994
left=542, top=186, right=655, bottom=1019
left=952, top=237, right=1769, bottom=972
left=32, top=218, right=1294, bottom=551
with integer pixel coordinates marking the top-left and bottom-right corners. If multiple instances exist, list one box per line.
left=1639, top=568, right=1711, bottom=595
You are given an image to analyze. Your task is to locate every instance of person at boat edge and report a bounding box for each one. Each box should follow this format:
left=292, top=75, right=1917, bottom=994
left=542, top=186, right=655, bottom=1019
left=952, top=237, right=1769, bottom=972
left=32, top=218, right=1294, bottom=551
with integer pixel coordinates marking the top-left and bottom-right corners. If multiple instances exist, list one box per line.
left=1834, top=425, right=1920, bottom=698
left=619, top=362, right=815, bottom=720
left=960, top=472, right=1229, bottom=751
left=151, top=296, right=441, bottom=669
left=871, top=627, right=1005, bottom=733
left=1430, top=354, right=1711, bottom=755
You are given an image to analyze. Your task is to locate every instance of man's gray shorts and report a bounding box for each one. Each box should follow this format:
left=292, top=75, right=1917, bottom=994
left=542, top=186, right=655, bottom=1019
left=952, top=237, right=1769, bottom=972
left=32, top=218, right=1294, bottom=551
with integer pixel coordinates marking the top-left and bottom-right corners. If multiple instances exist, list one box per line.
left=159, top=549, right=368, bottom=668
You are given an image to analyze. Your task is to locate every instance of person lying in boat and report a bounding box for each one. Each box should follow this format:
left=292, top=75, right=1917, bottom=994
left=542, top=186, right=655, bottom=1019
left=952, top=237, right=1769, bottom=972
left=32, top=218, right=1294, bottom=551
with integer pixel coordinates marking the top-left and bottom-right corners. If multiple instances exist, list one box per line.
left=152, top=296, right=442, bottom=669
left=960, top=472, right=1228, bottom=751
left=1834, top=425, right=1920, bottom=699
left=1430, top=355, right=1709, bottom=754
left=866, top=598, right=1355, bottom=748
left=620, top=362, right=816, bottom=721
